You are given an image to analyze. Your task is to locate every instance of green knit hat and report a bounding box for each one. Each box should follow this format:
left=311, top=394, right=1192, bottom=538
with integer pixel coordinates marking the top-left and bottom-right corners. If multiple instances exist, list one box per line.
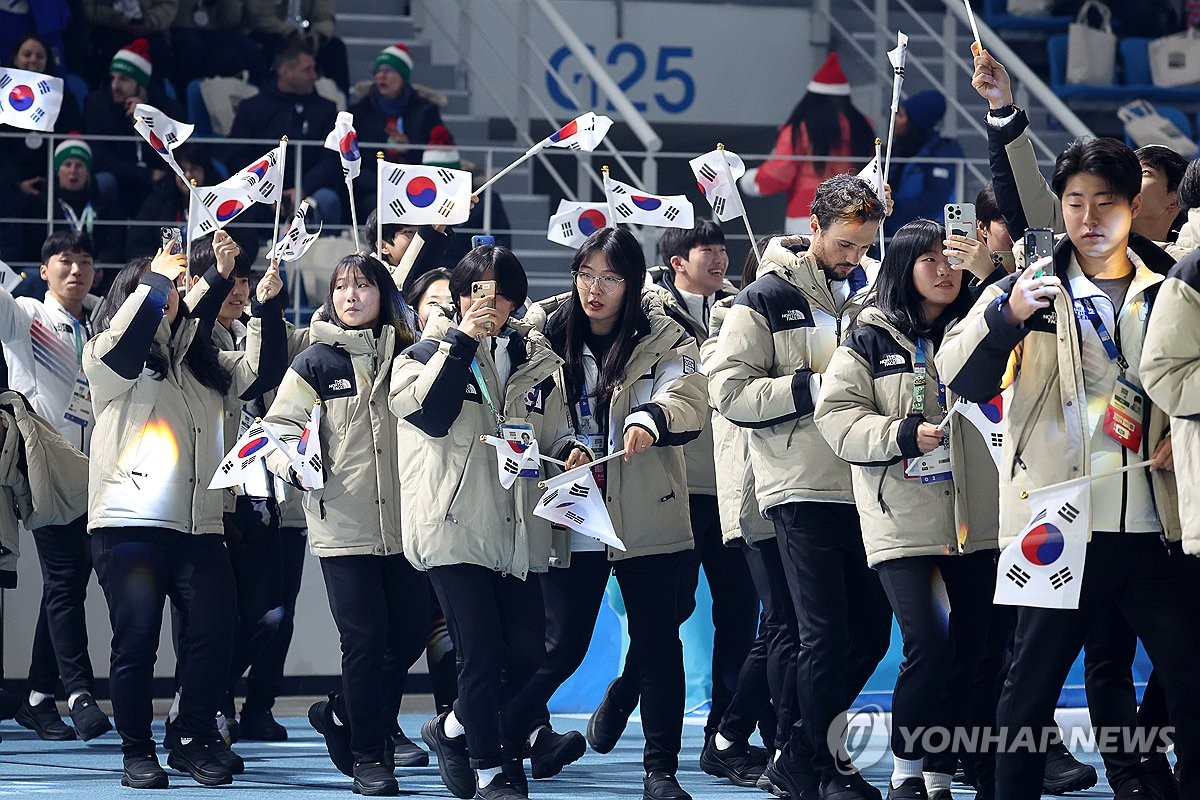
left=54, top=138, right=92, bottom=172
left=110, top=38, right=153, bottom=88
left=374, top=43, right=413, bottom=83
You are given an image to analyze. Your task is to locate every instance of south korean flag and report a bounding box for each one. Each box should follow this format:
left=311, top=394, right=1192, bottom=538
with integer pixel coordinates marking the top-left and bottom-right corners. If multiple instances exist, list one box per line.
left=378, top=161, right=471, bottom=226
left=534, top=468, right=624, bottom=550
left=603, top=172, right=694, bottom=230
left=0, top=67, right=64, bottom=132
left=995, top=481, right=1089, bottom=609
left=547, top=200, right=610, bottom=248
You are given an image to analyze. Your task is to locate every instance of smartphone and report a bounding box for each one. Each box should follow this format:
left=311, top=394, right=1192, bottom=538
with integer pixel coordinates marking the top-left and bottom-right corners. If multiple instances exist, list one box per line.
left=1024, top=228, right=1054, bottom=276
left=471, top=235, right=496, bottom=248
left=160, top=226, right=183, bottom=255
left=944, top=203, right=976, bottom=266
left=471, top=280, right=496, bottom=310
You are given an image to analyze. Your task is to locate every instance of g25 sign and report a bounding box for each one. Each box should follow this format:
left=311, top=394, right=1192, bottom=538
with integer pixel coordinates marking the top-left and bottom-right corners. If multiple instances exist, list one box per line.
left=546, top=43, right=696, bottom=114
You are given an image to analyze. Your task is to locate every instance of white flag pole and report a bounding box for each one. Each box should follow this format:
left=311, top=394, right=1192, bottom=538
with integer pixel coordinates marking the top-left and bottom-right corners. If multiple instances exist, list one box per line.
left=537, top=448, right=628, bottom=488
left=717, top=142, right=760, bottom=265
left=1020, top=460, right=1153, bottom=497
left=346, top=176, right=361, bottom=252
left=186, top=178, right=197, bottom=271
left=473, top=148, right=539, bottom=198
left=874, top=138, right=886, bottom=259
left=882, top=37, right=906, bottom=196
left=601, top=165, right=617, bottom=229
left=963, top=0, right=982, bottom=50
left=375, top=151, right=384, bottom=260
left=478, top=434, right=568, bottom=466
left=270, top=136, right=289, bottom=268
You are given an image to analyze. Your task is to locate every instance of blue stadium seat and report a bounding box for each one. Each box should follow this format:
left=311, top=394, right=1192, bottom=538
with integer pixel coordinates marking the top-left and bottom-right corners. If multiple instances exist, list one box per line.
left=1047, top=34, right=1140, bottom=101
left=984, top=0, right=1073, bottom=32
left=65, top=73, right=87, bottom=115
left=1119, top=38, right=1200, bottom=103
left=186, top=78, right=214, bottom=137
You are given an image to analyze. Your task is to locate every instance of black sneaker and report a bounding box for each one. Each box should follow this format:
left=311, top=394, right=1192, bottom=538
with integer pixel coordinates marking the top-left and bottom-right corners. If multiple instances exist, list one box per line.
left=845, top=771, right=883, bottom=800
left=586, top=679, right=635, bottom=754
left=221, top=712, right=240, bottom=745
left=308, top=694, right=354, bottom=777
left=821, top=772, right=881, bottom=800
left=503, top=758, right=529, bottom=796
left=643, top=770, right=692, bottom=800
left=766, top=758, right=819, bottom=800
left=1141, top=754, right=1180, bottom=800
left=0, top=688, right=22, bottom=720
left=758, top=766, right=790, bottom=798
left=122, top=754, right=169, bottom=789
left=700, top=735, right=766, bottom=787
left=529, top=725, right=586, bottom=779
left=1043, top=741, right=1098, bottom=794
left=1116, top=777, right=1151, bottom=800
left=421, top=711, right=475, bottom=799
left=167, top=737, right=234, bottom=786
left=68, top=693, right=113, bottom=741
left=928, top=790, right=952, bottom=800
left=886, top=778, right=928, bottom=800
left=476, top=775, right=527, bottom=800
left=15, top=697, right=76, bottom=741
left=239, top=708, right=288, bottom=741
left=394, top=726, right=431, bottom=767
left=353, top=759, right=399, bottom=796
left=207, top=733, right=246, bottom=775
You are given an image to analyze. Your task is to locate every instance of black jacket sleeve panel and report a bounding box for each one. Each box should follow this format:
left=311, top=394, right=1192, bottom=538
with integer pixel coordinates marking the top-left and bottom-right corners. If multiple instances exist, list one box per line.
left=401, top=328, right=480, bottom=438
left=896, top=414, right=927, bottom=459
left=100, top=273, right=170, bottom=380
left=185, top=265, right=235, bottom=324
left=631, top=401, right=703, bottom=447
left=238, top=293, right=289, bottom=401
left=946, top=275, right=1031, bottom=403
left=986, top=109, right=1033, bottom=240
left=402, top=227, right=452, bottom=295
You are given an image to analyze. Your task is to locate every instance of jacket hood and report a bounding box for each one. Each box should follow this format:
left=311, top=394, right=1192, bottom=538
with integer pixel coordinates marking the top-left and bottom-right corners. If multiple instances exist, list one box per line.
left=854, top=305, right=911, bottom=346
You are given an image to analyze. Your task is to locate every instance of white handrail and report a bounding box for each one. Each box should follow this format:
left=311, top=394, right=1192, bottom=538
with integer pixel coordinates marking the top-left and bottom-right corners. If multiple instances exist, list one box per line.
left=528, top=0, right=663, bottom=155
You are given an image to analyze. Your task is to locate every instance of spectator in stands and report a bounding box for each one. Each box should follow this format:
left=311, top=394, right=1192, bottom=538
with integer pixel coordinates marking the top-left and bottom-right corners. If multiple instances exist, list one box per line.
left=0, top=0, right=72, bottom=78
left=883, top=90, right=965, bottom=236
left=170, top=0, right=260, bottom=89
left=15, top=139, right=125, bottom=267
left=244, top=0, right=348, bottom=92
left=0, top=35, right=85, bottom=205
left=127, top=142, right=215, bottom=259
left=975, top=182, right=1016, bottom=275
left=739, top=52, right=875, bottom=232
left=1132, top=144, right=1188, bottom=246
left=349, top=43, right=449, bottom=214
left=83, top=38, right=185, bottom=217
left=82, top=0, right=178, bottom=90
left=228, top=42, right=344, bottom=228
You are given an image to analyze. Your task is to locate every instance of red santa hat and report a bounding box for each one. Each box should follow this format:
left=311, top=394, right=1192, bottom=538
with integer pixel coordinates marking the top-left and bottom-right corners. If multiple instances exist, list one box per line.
left=807, top=52, right=850, bottom=96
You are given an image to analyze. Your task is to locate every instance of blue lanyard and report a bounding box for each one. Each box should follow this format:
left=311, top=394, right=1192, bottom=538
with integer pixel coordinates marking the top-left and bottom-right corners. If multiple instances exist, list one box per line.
left=469, top=358, right=505, bottom=429
left=912, top=339, right=945, bottom=416
left=1074, top=298, right=1127, bottom=371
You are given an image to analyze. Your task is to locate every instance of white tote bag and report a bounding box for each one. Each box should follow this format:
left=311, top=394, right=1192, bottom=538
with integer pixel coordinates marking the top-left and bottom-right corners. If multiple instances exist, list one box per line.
left=1119, top=100, right=1198, bottom=157
left=1066, top=0, right=1117, bottom=85
left=1149, top=28, right=1200, bottom=88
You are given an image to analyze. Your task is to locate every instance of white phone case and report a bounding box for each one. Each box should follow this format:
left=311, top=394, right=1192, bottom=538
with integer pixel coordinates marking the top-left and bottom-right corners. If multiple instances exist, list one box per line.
left=944, top=203, right=977, bottom=266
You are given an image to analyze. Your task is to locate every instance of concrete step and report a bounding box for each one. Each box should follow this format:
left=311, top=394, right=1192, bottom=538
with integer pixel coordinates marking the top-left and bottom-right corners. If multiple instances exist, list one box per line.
left=335, top=13, right=416, bottom=40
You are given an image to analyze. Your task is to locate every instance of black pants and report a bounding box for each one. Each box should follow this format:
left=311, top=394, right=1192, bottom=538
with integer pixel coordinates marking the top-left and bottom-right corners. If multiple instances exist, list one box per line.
left=224, top=496, right=284, bottom=706
left=772, top=502, right=893, bottom=780
left=876, top=551, right=996, bottom=774
left=995, top=533, right=1200, bottom=800
left=92, top=528, right=236, bottom=758
left=428, top=564, right=546, bottom=770
left=28, top=515, right=96, bottom=696
left=734, top=537, right=801, bottom=753
left=243, top=525, right=307, bottom=714
left=320, top=553, right=430, bottom=763
left=963, top=590, right=1016, bottom=790
left=507, top=550, right=688, bottom=773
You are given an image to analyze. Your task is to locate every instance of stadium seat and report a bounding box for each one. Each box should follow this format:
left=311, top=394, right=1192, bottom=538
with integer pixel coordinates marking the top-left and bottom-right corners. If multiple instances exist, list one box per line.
left=194, top=76, right=260, bottom=137
left=1119, top=38, right=1200, bottom=103
left=1047, top=34, right=1141, bottom=101
left=65, top=73, right=87, bottom=115
left=984, top=0, right=1073, bottom=32
left=185, top=79, right=213, bottom=137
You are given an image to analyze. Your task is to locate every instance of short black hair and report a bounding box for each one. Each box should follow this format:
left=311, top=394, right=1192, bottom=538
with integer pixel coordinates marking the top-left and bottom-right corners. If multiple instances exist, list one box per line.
left=407, top=267, right=452, bottom=307
left=449, top=245, right=529, bottom=309
left=811, top=174, right=887, bottom=231
left=1051, top=137, right=1141, bottom=203
left=41, top=230, right=95, bottom=264
left=872, top=218, right=973, bottom=342
left=363, top=208, right=419, bottom=254
left=272, top=40, right=314, bottom=74
left=173, top=142, right=217, bottom=184
left=975, top=183, right=1003, bottom=226
left=1136, top=145, right=1188, bottom=193
left=657, top=219, right=725, bottom=264
left=1178, top=158, right=1200, bottom=210
left=188, top=235, right=251, bottom=279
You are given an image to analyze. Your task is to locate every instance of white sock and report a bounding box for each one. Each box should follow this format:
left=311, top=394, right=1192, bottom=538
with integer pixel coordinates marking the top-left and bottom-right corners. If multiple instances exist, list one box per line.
left=715, top=733, right=735, bottom=751
left=68, top=691, right=85, bottom=710
left=331, top=709, right=344, bottom=727
left=167, top=691, right=181, bottom=723
left=444, top=711, right=466, bottom=739
left=924, top=771, right=952, bottom=793
left=28, top=690, right=51, bottom=706
left=529, top=726, right=545, bottom=748
left=476, top=767, right=502, bottom=788
left=773, top=750, right=782, bottom=764
left=892, top=756, right=923, bottom=788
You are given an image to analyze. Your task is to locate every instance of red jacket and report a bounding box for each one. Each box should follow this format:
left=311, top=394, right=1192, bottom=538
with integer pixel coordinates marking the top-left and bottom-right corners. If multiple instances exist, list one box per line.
left=752, top=119, right=860, bottom=220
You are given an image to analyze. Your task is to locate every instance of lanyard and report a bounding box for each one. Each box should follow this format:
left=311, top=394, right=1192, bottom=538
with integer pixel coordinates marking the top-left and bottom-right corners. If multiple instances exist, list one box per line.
left=58, top=199, right=95, bottom=234
left=1075, top=298, right=1128, bottom=371
left=912, top=338, right=945, bottom=416
left=71, top=317, right=85, bottom=365
left=469, top=358, right=505, bottom=430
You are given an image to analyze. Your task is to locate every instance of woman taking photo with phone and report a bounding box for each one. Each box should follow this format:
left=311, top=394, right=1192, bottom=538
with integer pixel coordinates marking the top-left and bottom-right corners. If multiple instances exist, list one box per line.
left=391, top=245, right=564, bottom=800
left=84, top=232, right=286, bottom=790
left=506, top=227, right=708, bottom=800
left=813, top=218, right=996, bottom=800
left=262, top=253, right=429, bottom=797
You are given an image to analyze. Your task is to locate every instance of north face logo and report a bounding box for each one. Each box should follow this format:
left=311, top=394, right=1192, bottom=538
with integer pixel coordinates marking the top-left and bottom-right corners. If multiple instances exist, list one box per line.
left=327, top=378, right=352, bottom=392
left=781, top=310, right=806, bottom=322
left=878, top=354, right=905, bottom=368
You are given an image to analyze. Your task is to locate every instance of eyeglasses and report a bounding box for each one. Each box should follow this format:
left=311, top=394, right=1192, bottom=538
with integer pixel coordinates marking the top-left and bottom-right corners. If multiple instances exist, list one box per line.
left=573, top=271, right=625, bottom=293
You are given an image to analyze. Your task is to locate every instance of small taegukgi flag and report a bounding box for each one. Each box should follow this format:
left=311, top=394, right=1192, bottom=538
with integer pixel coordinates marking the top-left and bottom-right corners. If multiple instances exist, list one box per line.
left=0, top=67, right=63, bottom=132
left=210, top=421, right=290, bottom=489
left=994, top=481, right=1089, bottom=609
left=133, top=103, right=194, bottom=181
left=690, top=148, right=746, bottom=222
left=265, top=199, right=322, bottom=262
left=323, top=111, right=361, bottom=182
left=604, top=173, right=695, bottom=230
left=188, top=144, right=286, bottom=240
left=547, top=200, right=610, bottom=248
left=536, top=112, right=614, bottom=152
left=888, top=31, right=910, bottom=112
left=953, top=388, right=1009, bottom=468
left=482, top=435, right=542, bottom=490
left=378, top=160, right=472, bottom=226
left=291, top=401, right=324, bottom=490
left=534, top=468, right=624, bottom=551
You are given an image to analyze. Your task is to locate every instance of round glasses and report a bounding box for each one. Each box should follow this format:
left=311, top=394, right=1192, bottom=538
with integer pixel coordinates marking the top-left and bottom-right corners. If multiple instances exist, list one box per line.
left=573, top=271, right=625, bottom=293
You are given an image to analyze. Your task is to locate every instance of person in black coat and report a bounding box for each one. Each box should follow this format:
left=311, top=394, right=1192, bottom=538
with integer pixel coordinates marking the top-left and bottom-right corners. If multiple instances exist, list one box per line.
left=227, top=41, right=343, bottom=226
left=81, top=38, right=185, bottom=217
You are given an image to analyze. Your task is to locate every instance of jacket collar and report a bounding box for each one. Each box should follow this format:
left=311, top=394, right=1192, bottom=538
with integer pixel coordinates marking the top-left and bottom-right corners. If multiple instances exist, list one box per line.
left=759, top=236, right=868, bottom=317
left=310, top=319, right=388, bottom=355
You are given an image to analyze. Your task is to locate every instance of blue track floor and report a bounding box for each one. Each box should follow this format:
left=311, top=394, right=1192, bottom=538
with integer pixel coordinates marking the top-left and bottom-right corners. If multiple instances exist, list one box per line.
left=0, top=710, right=1120, bottom=798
